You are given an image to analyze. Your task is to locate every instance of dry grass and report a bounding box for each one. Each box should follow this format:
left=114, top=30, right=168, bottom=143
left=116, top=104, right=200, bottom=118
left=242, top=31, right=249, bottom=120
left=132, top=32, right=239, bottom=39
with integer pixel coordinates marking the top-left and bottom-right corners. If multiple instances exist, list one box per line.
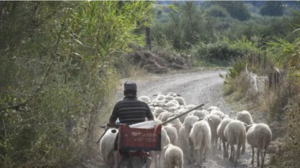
left=126, top=50, right=189, bottom=74
left=223, top=70, right=258, bottom=101
left=269, top=93, right=300, bottom=168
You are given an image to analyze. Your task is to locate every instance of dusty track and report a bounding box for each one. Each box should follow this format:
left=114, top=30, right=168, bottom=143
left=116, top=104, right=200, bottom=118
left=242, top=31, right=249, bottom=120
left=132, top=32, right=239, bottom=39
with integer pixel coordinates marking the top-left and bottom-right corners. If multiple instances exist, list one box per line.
left=113, top=70, right=264, bottom=168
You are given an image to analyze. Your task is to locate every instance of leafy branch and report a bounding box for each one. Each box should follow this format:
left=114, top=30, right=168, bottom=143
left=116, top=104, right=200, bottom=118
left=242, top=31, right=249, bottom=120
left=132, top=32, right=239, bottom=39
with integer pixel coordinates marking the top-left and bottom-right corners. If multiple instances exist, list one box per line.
left=1, top=9, right=69, bottom=112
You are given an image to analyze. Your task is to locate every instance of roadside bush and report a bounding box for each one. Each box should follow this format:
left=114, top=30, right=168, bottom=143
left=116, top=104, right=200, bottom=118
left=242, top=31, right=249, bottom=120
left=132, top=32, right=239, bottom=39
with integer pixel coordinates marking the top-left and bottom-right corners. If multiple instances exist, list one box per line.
left=245, top=3, right=259, bottom=14
left=205, top=4, right=230, bottom=18
left=151, top=2, right=215, bottom=51
left=209, top=1, right=251, bottom=21
left=259, top=1, right=283, bottom=16
left=269, top=84, right=300, bottom=167
left=225, top=16, right=292, bottom=42
left=222, top=58, right=247, bottom=96
left=259, top=77, right=294, bottom=123
left=0, top=1, right=154, bottom=167
left=191, top=37, right=260, bottom=65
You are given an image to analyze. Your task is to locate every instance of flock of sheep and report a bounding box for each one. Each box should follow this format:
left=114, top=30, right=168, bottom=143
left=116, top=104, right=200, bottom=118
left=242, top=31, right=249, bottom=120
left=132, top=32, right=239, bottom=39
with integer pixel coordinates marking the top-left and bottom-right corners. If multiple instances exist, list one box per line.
left=99, top=92, right=272, bottom=168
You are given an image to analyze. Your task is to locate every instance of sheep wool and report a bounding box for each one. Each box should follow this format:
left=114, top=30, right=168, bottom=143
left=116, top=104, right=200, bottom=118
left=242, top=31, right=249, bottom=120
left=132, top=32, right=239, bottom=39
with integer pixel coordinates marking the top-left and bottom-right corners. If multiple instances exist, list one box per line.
left=224, top=120, right=246, bottom=167
left=246, top=123, right=272, bottom=168
left=163, top=144, right=184, bottom=168
left=189, top=119, right=211, bottom=167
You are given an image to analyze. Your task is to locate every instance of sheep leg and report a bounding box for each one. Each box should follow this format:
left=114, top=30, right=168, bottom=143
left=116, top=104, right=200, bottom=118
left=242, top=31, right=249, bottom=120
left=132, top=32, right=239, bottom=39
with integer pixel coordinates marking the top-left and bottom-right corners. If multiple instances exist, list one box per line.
left=251, top=147, right=254, bottom=165
left=214, top=137, right=218, bottom=154
left=189, top=138, right=195, bottom=163
left=229, top=144, right=234, bottom=162
left=237, top=142, right=241, bottom=164
left=261, top=148, right=266, bottom=168
left=257, top=148, right=260, bottom=167
left=156, top=152, right=160, bottom=168
left=218, top=137, right=222, bottom=150
left=241, top=140, right=245, bottom=155
left=204, top=146, right=208, bottom=162
left=226, top=142, right=230, bottom=159
left=211, top=137, right=216, bottom=154
left=194, top=149, right=199, bottom=167
left=199, top=147, right=204, bottom=167
left=222, top=140, right=227, bottom=158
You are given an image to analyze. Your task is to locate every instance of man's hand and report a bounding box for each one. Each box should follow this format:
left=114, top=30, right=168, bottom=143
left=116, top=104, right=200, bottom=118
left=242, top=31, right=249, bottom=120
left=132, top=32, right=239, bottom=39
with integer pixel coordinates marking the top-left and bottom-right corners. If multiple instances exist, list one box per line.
left=107, top=120, right=117, bottom=127
left=106, top=123, right=114, bottom=127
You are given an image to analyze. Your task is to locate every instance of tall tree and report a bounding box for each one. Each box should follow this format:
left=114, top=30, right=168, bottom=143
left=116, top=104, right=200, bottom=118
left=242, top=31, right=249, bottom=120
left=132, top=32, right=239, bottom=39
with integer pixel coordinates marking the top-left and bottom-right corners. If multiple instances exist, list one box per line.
left=259, top=1, right=283, bottom=16
left=210, top=1, right=250, bottom=21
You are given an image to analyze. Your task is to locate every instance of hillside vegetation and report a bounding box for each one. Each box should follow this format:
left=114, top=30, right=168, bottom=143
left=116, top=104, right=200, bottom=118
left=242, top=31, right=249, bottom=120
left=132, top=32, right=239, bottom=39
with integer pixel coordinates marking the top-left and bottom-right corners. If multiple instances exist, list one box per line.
left=0, top=1, right=154, bottom=167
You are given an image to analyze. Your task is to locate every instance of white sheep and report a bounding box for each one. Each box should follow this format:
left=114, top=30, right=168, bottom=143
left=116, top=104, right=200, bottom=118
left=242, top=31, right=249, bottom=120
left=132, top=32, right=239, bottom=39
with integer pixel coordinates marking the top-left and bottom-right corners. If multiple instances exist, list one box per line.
left=165, top=95, right=175, bottom=101
left=210, top=110, right=225, bottom=119
left=246, top=123, right=272, bottom=168
left=178, top=126, right=189, bottom=165
left=182, top=116, right=199, bottom=164
left=217, top=118, right=234, bottom=158
left=186, top=104, right=196, bottom=110
left=176, top=108, right=189, bottom=123
left=174, top=96, right=186, bottom=106
left=189, top=117, right=211, bottom=167
left=224, top=120, right=247, bottom=167
left=206, top=114, right=222, bottom=154
left=152, top=99, right=167, bottom=107
left=138, top=96, right=151, bottom=104
left=99, top=128, right=119, bottom=167
left=235, top=110, right=254, bottom=154
left=166, top=92, right=180, bottom=97
left=158, top=111, right=174, bottom=122
left=163, top=100, right=180, bottom=110
left=153, top=93, right=165, bottom=101
left=191, top=110, right=209, bottom=119
left=154, top=126, right=171, bottom=168
left=149, top=106, right=155, bottom=113
left=236, top=110, right=254, bottom=125
left=164, top=124, right=178, bottom=145
left=207, top=106, right=221, bottom=112
left=153, top=107, right=166, bottom=117
left=162, top=144, right=184, bottom=168
left=166, top=117, right=182, bottom=134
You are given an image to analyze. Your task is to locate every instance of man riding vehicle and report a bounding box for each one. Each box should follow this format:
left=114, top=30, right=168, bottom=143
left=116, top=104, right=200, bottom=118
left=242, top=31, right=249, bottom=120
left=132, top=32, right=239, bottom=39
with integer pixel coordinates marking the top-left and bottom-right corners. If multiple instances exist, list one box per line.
left=107, top=81, right=154, bottom=168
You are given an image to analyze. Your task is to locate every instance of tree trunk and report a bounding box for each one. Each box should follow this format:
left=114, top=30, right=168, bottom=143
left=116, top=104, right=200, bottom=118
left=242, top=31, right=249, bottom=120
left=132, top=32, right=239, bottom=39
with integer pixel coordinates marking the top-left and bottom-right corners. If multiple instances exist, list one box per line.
left=146, top=26, right=151, bottom=50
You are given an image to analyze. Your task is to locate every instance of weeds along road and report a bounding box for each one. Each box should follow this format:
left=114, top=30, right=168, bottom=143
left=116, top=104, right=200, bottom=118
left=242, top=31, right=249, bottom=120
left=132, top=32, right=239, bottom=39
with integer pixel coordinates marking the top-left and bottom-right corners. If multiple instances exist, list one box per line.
left=116, top=70, right=256, bottom=168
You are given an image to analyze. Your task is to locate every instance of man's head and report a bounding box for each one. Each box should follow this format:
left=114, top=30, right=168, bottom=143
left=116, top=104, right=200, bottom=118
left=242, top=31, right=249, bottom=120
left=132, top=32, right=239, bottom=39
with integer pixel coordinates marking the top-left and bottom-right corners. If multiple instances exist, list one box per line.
left=124, top=81, right=137, bottom=96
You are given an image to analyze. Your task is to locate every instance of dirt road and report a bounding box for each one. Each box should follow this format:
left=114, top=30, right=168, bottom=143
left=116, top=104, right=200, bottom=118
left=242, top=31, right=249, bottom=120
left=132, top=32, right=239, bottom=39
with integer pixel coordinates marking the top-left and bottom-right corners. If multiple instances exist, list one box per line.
left=115, top=70, right=260, bottom=168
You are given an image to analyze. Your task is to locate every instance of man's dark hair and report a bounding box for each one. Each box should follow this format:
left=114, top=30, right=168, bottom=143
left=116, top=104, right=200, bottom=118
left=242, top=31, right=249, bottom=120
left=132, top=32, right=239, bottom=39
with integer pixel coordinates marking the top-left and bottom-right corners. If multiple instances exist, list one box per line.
left=124, top=90, right=137, bottom=96
left=123, top=81, right=137, bottom=96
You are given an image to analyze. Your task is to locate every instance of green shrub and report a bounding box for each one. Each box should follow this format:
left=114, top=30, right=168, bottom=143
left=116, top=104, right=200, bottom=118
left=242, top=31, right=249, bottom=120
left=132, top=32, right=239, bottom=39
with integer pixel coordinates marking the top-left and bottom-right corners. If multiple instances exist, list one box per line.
left=191, top=37, right=260, bottom=65
left=210, top=1, right=251, bottom=21
left=0, top=1, right=154, bottom=167
left=205, top=4, right=230, bottom=18
left=223, top=15, right=293, bottom=45
left=259, top=1, right=283, bottom=16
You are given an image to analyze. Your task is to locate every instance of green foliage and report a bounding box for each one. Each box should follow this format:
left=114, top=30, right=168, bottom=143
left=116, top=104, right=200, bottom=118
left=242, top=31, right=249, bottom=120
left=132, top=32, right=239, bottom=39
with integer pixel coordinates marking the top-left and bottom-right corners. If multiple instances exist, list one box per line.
left=0, top=1, right=154, bottom=167
left=224, top=15, right=293, bottom=43
left=268, top=36, right=300, bottom=83
left=151, top=2, right=215, bottom=51
left=245, top=3, right=259, bottom=14
left=259, top=1, right=283, bottom=16
left=222, top=57, right=247, bottom=96
left=191, top=37, right=260, bottom=65
left=271, top=92, right=300, bottom=167
left=205, top=4, right=230, bottom=18
left=210, top=1, right=251, bottom=21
